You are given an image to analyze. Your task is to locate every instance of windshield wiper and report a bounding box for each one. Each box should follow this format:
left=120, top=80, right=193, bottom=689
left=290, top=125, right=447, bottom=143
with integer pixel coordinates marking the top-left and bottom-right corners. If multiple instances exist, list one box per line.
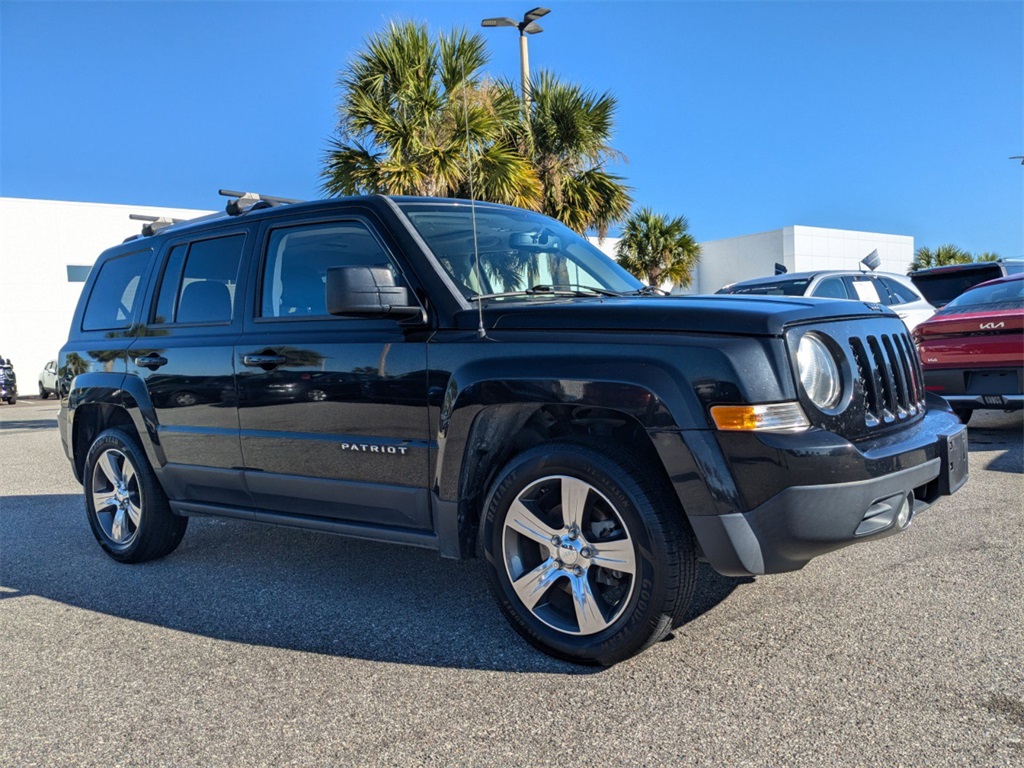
left=472, top=283, right=621, bottom=301
left=632, top=285, right=670, bottom=296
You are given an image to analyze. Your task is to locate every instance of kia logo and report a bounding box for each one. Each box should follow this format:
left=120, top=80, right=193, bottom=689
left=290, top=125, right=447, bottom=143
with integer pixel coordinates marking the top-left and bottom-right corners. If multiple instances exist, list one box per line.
left=979, top=321, right=1005, bottom=330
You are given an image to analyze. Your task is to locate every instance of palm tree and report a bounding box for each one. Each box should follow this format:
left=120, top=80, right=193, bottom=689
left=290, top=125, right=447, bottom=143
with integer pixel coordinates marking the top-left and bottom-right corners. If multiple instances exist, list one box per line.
left=508, top=71, right=632, bottom=237
left=321, top=21, right=540, bottom=208
left=974, top=252, right=1001, bottom=262
left=909, top=244, right=972, bottom=272
left=616, top=208, right=701, bottom=289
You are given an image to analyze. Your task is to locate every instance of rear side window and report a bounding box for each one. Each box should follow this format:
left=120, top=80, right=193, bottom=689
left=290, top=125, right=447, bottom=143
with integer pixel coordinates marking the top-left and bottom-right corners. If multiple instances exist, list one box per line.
left=879, top=277, right=920, bottom=305
left=152, top=234, right=246, bottom=325
left=82, top=250, right=151, bottom=331
left=810, top=277, right=849, bottom=299
left=260, top=221, right=398, bottom=318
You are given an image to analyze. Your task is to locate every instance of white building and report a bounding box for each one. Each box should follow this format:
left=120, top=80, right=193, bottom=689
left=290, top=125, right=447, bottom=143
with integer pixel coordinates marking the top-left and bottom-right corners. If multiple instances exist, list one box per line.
left=0, top=198, right=212, bottom=391
left=0, top=197, right=915, bottom=396
left=684, top=225, right=913, bottom=294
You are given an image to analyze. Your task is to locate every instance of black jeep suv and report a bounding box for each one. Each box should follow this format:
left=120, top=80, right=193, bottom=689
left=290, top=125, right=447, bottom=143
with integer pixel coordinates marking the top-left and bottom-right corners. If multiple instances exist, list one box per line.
left=58, top=193, right=968, bottom=664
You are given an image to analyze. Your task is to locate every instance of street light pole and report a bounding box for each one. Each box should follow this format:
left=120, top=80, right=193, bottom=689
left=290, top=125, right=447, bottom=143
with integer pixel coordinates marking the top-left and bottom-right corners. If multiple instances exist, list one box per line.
left=481, top=7, right=550, bottom=108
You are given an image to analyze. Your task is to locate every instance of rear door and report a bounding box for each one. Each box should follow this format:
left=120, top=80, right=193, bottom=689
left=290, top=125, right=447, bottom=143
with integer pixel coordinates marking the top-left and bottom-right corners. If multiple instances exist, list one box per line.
left=235, top=210, right=432, bottom=530
left=128, top=227, right=254, bottom=508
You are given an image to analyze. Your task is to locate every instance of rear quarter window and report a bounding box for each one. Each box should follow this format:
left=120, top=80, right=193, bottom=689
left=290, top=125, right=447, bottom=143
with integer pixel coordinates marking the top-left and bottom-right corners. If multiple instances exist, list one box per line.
left=81, top=250, right=152, bottom=331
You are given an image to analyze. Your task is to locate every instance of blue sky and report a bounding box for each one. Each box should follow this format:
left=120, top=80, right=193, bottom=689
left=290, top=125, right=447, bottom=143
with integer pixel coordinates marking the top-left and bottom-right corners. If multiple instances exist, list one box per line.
left=2, top=1, right=1021, bottom=258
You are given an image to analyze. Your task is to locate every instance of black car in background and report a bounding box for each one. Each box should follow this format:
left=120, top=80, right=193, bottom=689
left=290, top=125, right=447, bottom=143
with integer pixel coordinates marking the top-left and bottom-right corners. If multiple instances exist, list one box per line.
left=0, top=356, right=17, bottom=404
left=909, top=258, right=1024, bottom=308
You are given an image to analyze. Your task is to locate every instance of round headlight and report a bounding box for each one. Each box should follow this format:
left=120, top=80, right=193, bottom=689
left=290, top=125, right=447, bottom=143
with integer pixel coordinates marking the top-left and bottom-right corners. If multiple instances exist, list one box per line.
left=796, top=333, right=841, bottom=410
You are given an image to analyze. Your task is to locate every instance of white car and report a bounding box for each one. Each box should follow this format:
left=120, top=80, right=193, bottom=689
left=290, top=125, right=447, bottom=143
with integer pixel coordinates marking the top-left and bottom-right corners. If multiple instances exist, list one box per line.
left=717, top=270, right=936, bottom=331
left=38, top=359, right=59, bottom=399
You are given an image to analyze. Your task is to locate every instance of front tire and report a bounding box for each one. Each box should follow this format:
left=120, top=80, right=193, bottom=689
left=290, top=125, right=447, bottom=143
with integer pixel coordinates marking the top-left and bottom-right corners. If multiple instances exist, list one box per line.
left=39, top=382, right=50, bottom=399
left=482, top=442, right=696, bottom=666
left=83, top=428, right=187, bottom=563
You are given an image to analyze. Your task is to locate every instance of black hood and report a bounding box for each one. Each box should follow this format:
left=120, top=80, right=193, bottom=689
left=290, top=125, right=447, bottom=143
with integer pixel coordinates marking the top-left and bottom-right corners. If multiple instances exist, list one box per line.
left=454, top=295, right=897, bottom=336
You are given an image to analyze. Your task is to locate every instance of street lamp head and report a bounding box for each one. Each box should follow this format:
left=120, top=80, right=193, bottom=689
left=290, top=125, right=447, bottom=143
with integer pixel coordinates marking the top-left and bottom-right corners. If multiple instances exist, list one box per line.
left=481, top=17, right=518, bottom=27
left=524, top=7, right=551, bottom=22
left=523, top=21, right=544, bottom=34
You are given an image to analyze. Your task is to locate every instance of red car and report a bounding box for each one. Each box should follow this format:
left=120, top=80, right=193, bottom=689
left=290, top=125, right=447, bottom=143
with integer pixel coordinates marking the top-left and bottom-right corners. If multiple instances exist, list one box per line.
left=912, top=272, right=1024, bottom=423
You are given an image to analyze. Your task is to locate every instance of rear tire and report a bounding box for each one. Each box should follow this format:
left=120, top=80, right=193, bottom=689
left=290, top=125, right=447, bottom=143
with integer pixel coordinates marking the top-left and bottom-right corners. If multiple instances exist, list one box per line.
left=481, top=441, right=697, bottom=666
left=83, top=428, right=187, bottom=563
left=39, top=383, right=50, bottom=399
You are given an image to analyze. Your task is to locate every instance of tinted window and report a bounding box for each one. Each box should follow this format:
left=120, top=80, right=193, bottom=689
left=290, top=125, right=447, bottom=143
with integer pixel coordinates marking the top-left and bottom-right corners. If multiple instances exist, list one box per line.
left=910, top=266, right=1004, bottom=306
left=942, top=279, right=1024, bottom=312
left=718, top=279, right=810, bottom=296
left=153, top=244, right=187, bottom=324
left=82, top=250, right=151, bottom=331
left=810, top=277, right=849, bottom=299
left=261, top=221, right=397, bottom=318
left=880, top=277, right=920, bottom=305
left=173, top=235, right=245, bottom=325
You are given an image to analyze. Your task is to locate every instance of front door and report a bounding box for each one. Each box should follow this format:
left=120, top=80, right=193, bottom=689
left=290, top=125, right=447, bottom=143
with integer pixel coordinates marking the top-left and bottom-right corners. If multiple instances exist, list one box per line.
left=235, top=215, right=431, bottom=529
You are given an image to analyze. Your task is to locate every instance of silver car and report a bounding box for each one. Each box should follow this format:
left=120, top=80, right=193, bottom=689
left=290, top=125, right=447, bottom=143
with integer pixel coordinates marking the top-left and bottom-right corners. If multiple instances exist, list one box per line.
left=717, top=270, right=936, bottom=331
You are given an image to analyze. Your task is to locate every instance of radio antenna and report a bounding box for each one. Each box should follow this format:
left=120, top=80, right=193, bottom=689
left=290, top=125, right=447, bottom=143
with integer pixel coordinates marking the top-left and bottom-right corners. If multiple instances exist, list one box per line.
left=463, top=61, right=487, bottom=339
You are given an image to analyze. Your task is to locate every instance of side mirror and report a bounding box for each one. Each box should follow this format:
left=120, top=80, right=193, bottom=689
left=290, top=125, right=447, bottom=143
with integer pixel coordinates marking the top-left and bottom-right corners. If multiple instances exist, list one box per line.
left=326, top=266, right=422, bottom=320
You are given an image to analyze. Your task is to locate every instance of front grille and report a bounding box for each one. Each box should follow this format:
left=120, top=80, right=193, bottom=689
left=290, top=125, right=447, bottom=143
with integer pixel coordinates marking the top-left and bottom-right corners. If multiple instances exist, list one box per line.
left=849, top=331, right=926, bottom=428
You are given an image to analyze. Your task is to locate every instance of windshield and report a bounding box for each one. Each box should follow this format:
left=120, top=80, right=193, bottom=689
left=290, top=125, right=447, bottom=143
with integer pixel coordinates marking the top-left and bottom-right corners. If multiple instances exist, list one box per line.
left=941, top=278, right=1024, bottom=314
left=717, top=279, right=810, bottom=296
left=397, top=202, right=643, bottom=301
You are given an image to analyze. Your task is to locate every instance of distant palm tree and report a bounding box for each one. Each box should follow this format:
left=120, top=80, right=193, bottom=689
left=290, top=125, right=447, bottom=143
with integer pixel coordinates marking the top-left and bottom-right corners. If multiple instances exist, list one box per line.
left=974, top=252, right=1001, bottom=262
left=909, top=244, right=973, bottom=272
left=616, top=208, right=701, bottom=288
left=508, top=71, right=632, bottom=237
left=321, top=21, right=540, bottom=208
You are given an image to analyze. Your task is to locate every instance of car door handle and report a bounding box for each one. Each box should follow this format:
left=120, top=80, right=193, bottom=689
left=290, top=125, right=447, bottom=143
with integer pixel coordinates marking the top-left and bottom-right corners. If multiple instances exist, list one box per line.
left=243, top=354, right=287, bottom=368
left=134, top=355, right=168, bottom=370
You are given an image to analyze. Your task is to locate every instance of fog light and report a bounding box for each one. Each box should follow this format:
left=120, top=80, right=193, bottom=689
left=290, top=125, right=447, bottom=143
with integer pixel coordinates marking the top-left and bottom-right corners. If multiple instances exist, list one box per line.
left=896, top=495, right=912, bottom=529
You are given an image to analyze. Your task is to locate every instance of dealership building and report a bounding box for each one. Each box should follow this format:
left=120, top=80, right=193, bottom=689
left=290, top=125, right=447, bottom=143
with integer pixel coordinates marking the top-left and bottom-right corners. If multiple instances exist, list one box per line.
left=0, top=196, right=914, bottom=390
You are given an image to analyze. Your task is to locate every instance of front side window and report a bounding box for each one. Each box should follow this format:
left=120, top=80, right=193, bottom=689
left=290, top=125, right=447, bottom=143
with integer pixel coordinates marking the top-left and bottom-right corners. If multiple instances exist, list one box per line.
left=152, top=235, right=245, bottom=325
left=260, top=221, right=398, bottom=318
left=82, top=250, right=151, bottom=331
left=879, top=277, right=920, bottom=305
left=845, top=276, right=884, bottom=304
left=398, top=202, right=642, bottom=301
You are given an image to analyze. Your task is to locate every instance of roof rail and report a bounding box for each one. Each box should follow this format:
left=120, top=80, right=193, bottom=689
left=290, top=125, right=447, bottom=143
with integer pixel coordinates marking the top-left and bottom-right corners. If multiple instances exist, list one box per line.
left=219, top=189, right=304, bottom=216
left=129, top=213, right=185, bottom=237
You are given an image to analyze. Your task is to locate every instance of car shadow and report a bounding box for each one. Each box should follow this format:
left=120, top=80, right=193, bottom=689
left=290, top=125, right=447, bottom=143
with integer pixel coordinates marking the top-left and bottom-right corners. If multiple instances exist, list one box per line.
left=0, top=493, right=747, bottom=673
left=966, top=410, right=1023, bottom=475
left=0, top=418, right=59, bottom=431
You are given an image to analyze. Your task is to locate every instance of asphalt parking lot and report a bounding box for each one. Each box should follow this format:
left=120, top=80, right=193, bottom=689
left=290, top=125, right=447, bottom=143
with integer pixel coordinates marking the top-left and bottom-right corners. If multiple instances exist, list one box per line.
left=1, top=398, right=1022, bottom=766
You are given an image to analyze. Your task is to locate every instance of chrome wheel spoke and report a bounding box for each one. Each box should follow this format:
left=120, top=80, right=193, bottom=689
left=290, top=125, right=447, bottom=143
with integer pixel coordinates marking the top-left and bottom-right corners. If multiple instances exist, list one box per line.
left=571, top=573, right=608, bottom=635
left=126, top=499, right=143, bottom=528
left=560, top=477, right=590, bottom=530
left=122, top=461, right=136, bottom=491
left=98, top=451, right=122, bottom=486
left=590, top=538, right=637, bottom=576
left=511, top=558, right=563, bottom=611
left=110, top=507, right=128, bottom=543
left=92, top=491, right=118, bottom=512
left=506, top=499, right=559, bottom=548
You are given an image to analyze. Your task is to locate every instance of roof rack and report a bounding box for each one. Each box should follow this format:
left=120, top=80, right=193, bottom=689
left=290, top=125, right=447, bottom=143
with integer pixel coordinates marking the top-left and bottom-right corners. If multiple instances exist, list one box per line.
left=128, top=213, right=185, bottom=237
left=219, top=189, right=304, bottom=216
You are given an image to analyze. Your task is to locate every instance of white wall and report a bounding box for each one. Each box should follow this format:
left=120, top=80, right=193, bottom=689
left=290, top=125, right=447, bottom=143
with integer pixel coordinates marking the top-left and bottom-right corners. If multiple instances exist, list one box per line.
left=0, top=198, right=212, bottom=392
left=693, top=228, right=788, bottom=295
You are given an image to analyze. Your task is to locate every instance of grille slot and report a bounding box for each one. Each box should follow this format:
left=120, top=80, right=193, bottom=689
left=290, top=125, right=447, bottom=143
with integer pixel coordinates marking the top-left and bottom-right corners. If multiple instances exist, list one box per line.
left=849, top=331, right=924, bottom=429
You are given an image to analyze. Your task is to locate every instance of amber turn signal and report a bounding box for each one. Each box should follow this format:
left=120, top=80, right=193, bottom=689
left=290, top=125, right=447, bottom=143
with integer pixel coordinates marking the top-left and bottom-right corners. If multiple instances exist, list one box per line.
left=710, top=402, right=810, bottom=432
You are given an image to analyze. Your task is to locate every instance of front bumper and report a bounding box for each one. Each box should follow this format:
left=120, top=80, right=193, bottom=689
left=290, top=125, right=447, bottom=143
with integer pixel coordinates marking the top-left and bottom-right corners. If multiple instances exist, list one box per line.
left=689, top=407, right=968, bottom=576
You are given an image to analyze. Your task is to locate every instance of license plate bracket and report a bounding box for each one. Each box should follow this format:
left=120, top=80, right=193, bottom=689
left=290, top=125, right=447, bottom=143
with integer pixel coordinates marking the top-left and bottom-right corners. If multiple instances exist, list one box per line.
left=937, top=426, right=968, bottom=495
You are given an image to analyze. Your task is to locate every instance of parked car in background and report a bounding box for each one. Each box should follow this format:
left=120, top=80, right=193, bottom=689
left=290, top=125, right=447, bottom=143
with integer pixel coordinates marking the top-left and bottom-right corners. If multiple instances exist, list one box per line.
left=716, top=270, right=936, bottom=330
left=38, top=359, right=59, bottom=399
left=912, top=272, right=1024, bottom=423
left=0, top=357, right=18, bottom=404
left=908, top=258, right=1024, bottom=309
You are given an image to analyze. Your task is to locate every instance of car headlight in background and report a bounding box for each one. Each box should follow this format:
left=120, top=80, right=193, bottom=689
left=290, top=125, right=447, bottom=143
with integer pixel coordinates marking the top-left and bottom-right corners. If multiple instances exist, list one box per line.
left=796, top=333, right=841, bottom=410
